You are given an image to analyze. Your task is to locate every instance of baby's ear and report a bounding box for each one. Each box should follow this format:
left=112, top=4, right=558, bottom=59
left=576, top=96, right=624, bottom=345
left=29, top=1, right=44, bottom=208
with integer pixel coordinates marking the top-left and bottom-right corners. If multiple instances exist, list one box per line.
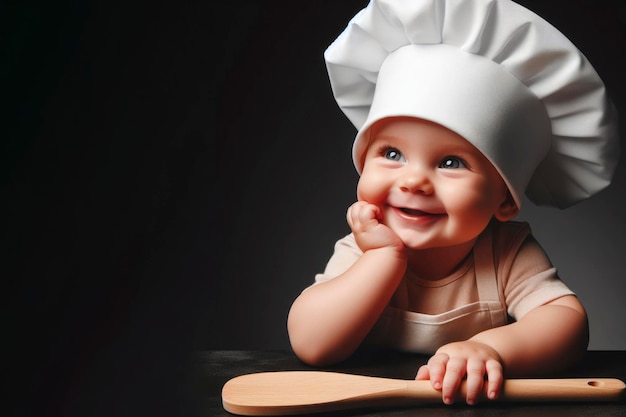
left=494, top=191, right=519, bottom=221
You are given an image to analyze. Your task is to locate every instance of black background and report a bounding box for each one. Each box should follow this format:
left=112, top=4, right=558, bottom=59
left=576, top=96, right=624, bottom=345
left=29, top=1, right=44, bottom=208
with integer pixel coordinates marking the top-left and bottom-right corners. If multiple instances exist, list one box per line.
left=2, top=1, right=625, bottom=416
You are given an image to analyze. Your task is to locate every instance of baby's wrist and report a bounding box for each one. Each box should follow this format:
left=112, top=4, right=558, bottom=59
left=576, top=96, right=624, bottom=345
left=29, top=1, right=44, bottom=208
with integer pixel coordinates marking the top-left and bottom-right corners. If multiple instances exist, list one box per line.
left=363, top=244, right=407, bottom=262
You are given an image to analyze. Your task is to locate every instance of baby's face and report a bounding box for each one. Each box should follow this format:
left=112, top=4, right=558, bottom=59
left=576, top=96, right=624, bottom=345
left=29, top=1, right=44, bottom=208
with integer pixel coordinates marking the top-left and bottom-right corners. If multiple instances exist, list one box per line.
left=357, top=117, right=515, bottom=250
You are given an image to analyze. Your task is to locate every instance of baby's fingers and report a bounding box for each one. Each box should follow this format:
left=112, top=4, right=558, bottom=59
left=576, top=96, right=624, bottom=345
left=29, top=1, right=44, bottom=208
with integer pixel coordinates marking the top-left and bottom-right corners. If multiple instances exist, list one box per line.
left=414, top=365, right=430, bottom=380
left=464, top=359, right=486, bottom=405
left=346, top=202, right=380, bottom=232
left=424, top=353, right=448, bottom=391
left=485, top=359, right=504, bottom=400
left=440, top=357, right=467, bottom=405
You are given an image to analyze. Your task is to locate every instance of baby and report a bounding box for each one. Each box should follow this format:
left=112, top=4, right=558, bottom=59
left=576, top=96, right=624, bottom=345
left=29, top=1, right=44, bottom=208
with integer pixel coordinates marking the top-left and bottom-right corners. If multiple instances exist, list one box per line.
left=287, top=0, right=619, bottom=406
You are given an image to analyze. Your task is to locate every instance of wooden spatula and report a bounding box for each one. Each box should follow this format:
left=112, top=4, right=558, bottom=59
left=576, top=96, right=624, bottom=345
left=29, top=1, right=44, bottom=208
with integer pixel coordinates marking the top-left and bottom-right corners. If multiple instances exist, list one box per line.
left=222, top=371, right=625, bottom=416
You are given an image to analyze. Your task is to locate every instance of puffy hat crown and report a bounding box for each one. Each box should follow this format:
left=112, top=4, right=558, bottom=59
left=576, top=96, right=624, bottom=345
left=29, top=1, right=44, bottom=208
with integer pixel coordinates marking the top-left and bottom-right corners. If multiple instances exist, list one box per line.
left=325, top=0, right=619, bottom=208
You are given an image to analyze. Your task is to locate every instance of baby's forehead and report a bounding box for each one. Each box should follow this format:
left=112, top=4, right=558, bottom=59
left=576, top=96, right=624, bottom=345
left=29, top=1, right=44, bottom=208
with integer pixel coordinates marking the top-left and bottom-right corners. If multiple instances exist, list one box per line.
left=366, top=117, right=475, bottom=149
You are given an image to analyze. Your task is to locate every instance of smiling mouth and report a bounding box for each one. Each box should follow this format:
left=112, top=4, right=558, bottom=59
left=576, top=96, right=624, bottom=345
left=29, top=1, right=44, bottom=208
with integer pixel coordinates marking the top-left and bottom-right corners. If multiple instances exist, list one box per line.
left=399, top=208, right=438, bottom=216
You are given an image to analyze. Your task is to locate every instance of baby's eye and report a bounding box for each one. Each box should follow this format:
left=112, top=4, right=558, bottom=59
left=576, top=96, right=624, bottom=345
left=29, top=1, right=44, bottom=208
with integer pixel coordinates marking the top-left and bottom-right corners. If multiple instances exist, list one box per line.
left=439, top=157, right=466, bottom=169
left=382, top=147, right=405, bottom=162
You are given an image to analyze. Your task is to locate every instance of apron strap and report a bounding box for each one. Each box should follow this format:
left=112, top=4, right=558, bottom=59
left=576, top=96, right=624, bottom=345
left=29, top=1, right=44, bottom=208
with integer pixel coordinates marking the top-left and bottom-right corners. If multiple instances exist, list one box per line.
left=473, top=224, right=508, bottom=327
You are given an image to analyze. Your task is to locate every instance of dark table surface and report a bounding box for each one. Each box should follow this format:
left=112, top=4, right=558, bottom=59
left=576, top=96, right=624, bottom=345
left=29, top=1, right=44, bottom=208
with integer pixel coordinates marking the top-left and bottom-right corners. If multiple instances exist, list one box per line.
left=197, top=349, right=626, bottom=416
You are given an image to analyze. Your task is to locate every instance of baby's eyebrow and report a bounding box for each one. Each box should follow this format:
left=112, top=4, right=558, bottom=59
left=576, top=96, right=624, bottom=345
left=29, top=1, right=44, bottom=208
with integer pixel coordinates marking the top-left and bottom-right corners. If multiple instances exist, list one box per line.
left=369, top=134, right=402, bottom=143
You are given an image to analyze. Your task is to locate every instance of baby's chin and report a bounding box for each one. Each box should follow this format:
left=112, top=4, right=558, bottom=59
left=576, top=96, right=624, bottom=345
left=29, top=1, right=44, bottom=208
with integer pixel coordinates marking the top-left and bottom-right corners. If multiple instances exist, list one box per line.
left=394, top=229, right=474, bottom=252
left=394, top=233, right=438, bottom=251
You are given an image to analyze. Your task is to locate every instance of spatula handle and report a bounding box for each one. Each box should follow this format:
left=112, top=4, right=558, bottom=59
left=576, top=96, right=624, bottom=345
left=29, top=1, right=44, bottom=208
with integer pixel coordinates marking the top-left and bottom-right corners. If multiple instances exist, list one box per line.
left=403, top=378, right=626, bottom=402
left=498, top=378, right=625, bottom=402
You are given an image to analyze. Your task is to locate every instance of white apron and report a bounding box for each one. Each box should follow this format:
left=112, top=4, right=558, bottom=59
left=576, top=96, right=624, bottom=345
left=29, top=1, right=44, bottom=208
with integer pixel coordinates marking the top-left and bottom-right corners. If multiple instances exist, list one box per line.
left=366, top=227, right=508, bottom=353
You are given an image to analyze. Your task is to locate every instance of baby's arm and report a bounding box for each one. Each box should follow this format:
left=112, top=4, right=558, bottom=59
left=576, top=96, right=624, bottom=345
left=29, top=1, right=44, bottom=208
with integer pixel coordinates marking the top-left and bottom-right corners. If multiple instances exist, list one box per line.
left=416, top=295, right=588, bottom=405
left=287, top=201, right=407, bottom=366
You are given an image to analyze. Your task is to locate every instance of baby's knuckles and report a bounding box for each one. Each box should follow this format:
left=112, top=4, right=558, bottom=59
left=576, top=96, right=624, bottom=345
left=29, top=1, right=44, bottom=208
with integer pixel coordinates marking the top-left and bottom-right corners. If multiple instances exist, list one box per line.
left=348, top=201, right=405, bottom=253
left=434, top=341, right=503, bottom=404
left=347, top=201, right=379, bottom=232
left=436, top=340, right=502, bottom=362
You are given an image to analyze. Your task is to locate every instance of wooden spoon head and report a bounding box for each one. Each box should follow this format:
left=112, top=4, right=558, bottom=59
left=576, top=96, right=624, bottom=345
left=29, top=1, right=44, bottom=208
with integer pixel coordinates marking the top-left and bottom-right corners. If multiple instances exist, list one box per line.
left=221, top=371, right=416, bottom=415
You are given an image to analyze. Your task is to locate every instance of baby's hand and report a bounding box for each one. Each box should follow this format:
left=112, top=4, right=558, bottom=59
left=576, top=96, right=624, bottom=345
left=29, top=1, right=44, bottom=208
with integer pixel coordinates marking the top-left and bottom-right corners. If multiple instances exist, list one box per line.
left=347, top=201, right=404, bottom=253
left=415, top=341, right=503, bottom=405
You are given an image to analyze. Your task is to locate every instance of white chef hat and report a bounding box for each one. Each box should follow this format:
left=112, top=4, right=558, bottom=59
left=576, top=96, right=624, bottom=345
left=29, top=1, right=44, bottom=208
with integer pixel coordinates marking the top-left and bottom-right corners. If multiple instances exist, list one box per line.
left=325, top=0, right=619, bottom=208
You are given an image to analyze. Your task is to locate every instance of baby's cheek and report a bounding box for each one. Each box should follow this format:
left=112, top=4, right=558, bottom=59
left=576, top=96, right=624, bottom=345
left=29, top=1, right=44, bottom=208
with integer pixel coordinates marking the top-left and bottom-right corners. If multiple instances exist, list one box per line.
left=355, top=180, right=367, bottom=201
left=356, top=177, right=381, bottom=204
left=356, top=174, right=387, bottom=205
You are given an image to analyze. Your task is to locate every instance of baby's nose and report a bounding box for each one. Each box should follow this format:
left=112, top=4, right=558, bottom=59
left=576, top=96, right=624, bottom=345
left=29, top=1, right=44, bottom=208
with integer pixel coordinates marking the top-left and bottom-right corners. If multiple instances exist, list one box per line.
left=398, top=168, right=434, bottom=195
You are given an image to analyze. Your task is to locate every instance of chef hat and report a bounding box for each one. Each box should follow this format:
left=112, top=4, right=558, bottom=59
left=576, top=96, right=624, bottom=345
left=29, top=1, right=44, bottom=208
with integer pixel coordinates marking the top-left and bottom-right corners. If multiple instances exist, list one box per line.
left=325, top=0, right=619, bottom=208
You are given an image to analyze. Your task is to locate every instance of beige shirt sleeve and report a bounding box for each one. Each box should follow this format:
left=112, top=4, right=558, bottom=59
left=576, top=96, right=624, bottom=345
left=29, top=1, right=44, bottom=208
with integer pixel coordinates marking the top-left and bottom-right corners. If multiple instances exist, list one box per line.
left=313, top=234, right=363, bottom=285
left=494, top=222, right=575, bottom=320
